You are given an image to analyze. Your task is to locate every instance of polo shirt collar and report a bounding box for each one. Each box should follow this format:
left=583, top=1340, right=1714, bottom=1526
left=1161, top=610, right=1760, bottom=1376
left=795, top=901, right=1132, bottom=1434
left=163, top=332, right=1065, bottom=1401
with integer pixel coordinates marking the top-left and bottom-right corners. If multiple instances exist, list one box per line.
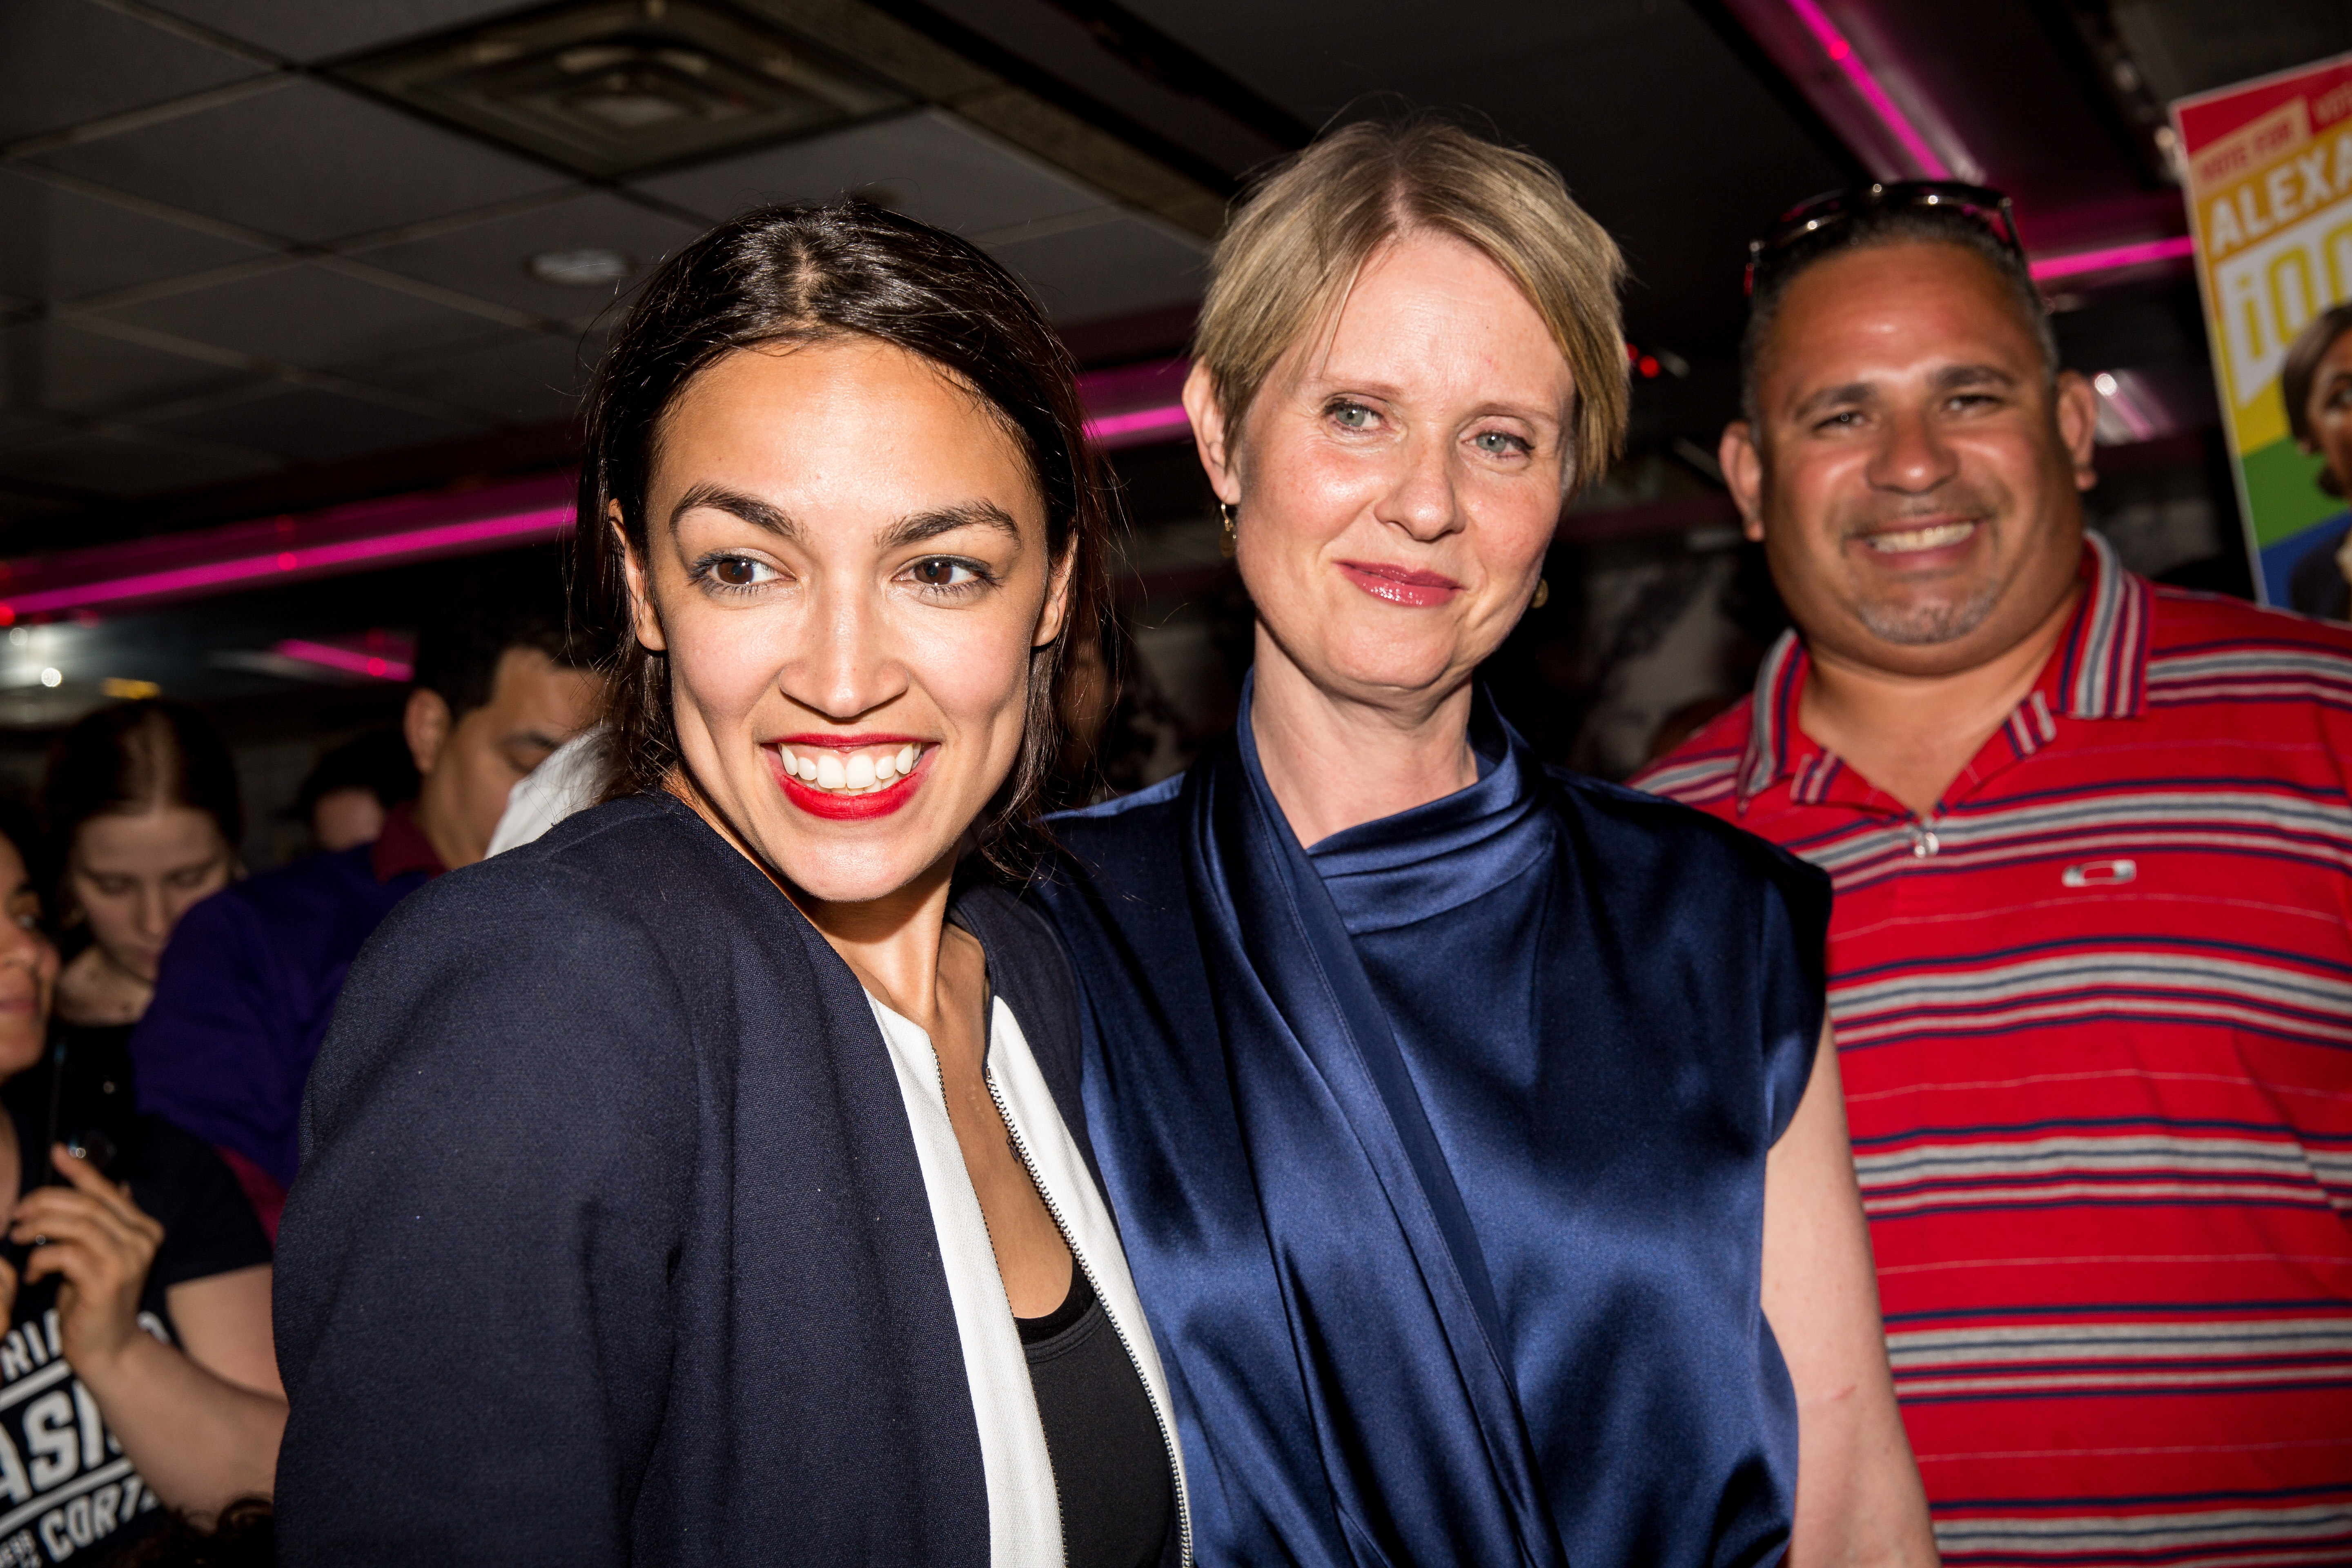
left=1736, top=532, right=2150, bottom=806
left=2053, top=531, right=2150, bottom=722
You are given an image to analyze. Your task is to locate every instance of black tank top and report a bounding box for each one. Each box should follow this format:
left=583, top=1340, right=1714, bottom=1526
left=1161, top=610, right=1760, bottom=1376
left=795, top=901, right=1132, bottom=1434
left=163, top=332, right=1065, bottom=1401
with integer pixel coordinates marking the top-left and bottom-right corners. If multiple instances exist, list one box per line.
left=1016, top=1264, right=1174, bottom=1568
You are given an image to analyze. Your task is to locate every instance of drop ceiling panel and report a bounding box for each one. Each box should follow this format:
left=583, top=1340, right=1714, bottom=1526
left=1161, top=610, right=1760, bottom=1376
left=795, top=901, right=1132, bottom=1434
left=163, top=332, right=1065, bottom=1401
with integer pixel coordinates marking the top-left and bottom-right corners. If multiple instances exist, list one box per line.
left=1123, top=0, right=1657, bottom=119
left=141, top=0, right=528, bottom=65
left=0, top=428, right=277, bottom=499
left=94, top=263, right=519, bottom=374
left=988, top=215, right=1203, bottom=324
left=635, top=108, right=1108, bottom=236
left=0, top=169, right=272, bottom=304
left=355, top=332, right=608, bottom=423
left=142, top=385, right=483, bottom=463
left=2112, top=0, right=2352, bottom=105
left=353, top=191, right=702, bottom=321
left=0, top=0, right=268, bottom=143
left=29, top=77, right=574, bottom=244
left=913, top=0, right=1297, bottom=178
left=1121, top=0, right=1851, bottom=356
left=0, top=318, right=256, bottom=416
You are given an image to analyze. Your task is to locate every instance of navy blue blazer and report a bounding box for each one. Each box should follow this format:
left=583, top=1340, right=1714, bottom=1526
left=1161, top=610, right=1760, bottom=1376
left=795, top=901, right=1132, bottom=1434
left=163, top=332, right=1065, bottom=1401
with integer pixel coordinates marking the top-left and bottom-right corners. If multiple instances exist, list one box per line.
left=274, top=792, right=1098, bottom=1566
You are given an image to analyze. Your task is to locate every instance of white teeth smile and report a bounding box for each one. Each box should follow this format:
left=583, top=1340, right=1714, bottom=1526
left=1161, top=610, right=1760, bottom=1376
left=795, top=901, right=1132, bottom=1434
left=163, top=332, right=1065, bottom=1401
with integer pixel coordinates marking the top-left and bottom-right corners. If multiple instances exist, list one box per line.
left=1866, top=521, right=1976, bottom=553
left=777, top=743, right=922, bottom=794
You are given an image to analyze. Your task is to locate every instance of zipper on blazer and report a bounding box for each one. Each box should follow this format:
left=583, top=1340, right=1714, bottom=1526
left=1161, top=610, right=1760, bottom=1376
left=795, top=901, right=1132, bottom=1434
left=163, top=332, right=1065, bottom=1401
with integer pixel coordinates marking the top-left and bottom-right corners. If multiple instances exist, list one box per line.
left=986, top=1065, right=1194, bottom=1567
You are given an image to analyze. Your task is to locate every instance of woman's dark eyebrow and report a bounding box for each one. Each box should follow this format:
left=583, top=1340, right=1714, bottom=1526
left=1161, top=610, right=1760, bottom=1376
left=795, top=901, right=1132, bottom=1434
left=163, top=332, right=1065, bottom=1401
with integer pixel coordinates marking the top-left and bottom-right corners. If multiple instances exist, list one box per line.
left=671, top=482, right=801, bottom=539
left=878, top=502, right=1021, bottom=550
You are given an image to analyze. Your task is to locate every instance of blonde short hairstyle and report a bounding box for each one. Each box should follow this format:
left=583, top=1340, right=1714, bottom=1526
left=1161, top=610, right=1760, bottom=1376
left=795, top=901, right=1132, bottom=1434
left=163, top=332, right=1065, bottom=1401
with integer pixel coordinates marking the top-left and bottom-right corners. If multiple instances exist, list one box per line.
left=1194, top=119, right=1629, bottom=497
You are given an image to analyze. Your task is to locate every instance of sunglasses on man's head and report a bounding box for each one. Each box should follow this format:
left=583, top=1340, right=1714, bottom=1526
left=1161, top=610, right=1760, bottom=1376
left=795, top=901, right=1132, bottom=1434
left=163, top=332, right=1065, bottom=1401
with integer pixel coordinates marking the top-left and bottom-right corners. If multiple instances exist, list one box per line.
left=1744, top=181, right=2022, bottom=298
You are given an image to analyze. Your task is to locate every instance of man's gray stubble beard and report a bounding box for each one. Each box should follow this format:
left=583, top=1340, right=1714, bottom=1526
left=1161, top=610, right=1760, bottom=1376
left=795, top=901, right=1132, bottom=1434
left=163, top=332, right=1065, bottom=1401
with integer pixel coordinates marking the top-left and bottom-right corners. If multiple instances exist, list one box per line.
left=1851, top=575, right=2005, bottom=646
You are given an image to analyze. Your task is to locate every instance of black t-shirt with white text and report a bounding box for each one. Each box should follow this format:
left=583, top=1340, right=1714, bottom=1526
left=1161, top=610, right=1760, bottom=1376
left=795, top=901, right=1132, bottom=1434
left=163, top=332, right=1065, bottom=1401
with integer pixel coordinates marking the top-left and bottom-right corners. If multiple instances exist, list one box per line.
left=0, top=1061, right=271, bottom=1564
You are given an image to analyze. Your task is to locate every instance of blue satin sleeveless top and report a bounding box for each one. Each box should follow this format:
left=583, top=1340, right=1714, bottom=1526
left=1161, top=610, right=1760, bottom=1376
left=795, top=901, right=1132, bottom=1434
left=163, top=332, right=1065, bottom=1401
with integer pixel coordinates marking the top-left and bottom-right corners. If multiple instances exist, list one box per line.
left=1034, top=686, right=1831, bottom=1567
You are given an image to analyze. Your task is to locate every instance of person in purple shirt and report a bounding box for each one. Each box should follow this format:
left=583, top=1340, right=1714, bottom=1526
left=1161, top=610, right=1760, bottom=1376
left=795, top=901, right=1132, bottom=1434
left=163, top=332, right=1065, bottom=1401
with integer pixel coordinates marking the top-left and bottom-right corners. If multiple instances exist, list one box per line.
left=130, top=568, right=600, bottom=1234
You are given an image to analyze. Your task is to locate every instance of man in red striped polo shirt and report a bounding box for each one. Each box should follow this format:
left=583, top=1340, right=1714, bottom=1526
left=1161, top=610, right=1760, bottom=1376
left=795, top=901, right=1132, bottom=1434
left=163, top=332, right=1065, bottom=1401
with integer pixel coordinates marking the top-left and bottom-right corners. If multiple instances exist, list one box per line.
left=1636, top=185, right=2352, bottom=1567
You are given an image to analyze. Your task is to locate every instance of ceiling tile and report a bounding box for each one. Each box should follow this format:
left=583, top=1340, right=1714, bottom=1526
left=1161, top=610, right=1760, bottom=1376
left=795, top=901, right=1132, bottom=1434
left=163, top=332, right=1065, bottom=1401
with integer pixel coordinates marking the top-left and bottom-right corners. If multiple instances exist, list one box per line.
left=354, top=332, right=607, bottom=425
left=94, top=262, right=523, bottom=371
left=634, top=108, right=1107, bottom=235
left=141, top=0, right=524, bottom=65
left=2110, top=0, right=2352, bottom=107
left=352, top=191, right=702, bottom=322
left=0, top=318, right=253, bottom=416
left=1118, top=0, right=1851, bottom=357
left=0, top=412, right=53, bottom=449
left=0, top=427, right=277, bottom=498
left=987, top=215, right=1203, bottom=325
left=0, top=0, right=267, bottom=142
left=0, top=492, right=81, bottom=537
left=29, top=77, right=572, bottom=244
left=140, top=384, right=483, bottom=462
left=0, top=168, right=271, bottom=303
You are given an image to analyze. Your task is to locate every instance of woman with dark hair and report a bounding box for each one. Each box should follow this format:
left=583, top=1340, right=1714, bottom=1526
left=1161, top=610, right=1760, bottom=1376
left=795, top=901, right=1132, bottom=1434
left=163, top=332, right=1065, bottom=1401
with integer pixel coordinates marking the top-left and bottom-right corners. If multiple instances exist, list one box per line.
left=0, top=804, right=281, bottom=1565
left=40, top=702, right=241, bottom=1158
left=274, top=203, right=1186, bottom=1568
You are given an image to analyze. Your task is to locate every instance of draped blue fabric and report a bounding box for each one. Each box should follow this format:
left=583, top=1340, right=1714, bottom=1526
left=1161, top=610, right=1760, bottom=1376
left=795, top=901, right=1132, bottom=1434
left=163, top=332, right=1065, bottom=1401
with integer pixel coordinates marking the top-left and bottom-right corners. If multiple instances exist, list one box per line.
left=1035, top=682, right=1832, bottom=1568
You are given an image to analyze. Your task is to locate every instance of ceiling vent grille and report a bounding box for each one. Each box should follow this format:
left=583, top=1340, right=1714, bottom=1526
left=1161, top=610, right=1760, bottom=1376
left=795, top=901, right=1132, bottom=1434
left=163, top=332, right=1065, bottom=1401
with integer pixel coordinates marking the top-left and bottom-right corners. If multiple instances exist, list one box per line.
left=339, top=0, right=907, bottom=177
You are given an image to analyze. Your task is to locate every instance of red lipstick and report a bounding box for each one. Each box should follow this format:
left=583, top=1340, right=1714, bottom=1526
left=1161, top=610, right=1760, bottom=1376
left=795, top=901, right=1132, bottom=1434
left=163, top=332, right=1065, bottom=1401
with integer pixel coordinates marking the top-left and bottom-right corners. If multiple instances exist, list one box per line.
left=765, top=739, right=930, bottom=821
left=1336, top=560, right=1463, bottom=607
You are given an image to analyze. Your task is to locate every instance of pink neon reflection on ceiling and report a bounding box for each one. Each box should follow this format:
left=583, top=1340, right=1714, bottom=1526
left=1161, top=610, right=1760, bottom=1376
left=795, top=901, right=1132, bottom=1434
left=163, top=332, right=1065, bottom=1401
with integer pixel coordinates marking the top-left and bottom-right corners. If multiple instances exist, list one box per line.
left=1084, top=404, right=1190, bottom=443
left=1778, top=0, right=1952, bottom=179
left=0, top=506, right=572, bottom=619
left=3, top=361, right=1205, bottom=623
left=273, top=639, right=415, bottom=682
left=2029, top=235, right=2197, bottom=281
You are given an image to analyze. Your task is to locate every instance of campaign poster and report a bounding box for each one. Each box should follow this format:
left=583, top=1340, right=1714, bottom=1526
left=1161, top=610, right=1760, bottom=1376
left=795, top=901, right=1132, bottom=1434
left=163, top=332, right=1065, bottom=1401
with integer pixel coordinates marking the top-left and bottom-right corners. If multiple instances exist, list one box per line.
left=2172, top=52, right=2352, bottom=608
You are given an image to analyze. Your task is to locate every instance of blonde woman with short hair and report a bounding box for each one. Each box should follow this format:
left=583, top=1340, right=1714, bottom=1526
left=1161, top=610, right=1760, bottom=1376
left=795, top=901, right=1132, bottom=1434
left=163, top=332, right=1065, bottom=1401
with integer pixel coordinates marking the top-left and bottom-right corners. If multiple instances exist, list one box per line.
left=1032, top=121, right=1936, bottom=1567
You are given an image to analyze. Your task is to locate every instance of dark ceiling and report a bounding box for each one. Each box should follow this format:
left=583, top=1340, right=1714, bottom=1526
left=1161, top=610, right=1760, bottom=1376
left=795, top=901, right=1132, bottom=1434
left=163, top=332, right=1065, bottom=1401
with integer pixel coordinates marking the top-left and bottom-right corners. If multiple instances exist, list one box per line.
left=0, top=0, right=2341, bottom=724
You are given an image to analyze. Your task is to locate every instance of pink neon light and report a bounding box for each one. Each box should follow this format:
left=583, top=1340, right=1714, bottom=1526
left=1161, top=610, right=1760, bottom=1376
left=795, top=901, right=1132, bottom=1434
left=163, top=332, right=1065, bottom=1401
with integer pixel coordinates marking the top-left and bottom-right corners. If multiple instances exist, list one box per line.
left=1083, top=404, right=1191, bottom=442
left=0, top=506, right=572, bottom=617
left=1779, top=0, right=1951, bottom=179
left=274, top=639, right=414, bottom=681
left=2028, top=235, right=2196, bottom=281
left=0, top=365, right=1196, bottom=621
left=1077, top=358, right=1188, bottom=410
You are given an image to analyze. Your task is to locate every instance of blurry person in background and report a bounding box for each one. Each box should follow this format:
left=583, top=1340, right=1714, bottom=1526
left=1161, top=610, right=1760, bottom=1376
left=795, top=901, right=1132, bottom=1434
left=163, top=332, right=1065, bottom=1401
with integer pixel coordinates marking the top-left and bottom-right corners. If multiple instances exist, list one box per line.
left=1639, top=182, right=2352, bottom=1561
left=1043, top=609, right=1190, bottom=811
left=41, top=702, right=241, bottom=1160
left=131, top=568, right=598, bottom=1236
left=292, top=729, right=417, bottom=855
left=2275, top=303, right=2352, bottom=618
left=0, top=803, right=281, bottom=1566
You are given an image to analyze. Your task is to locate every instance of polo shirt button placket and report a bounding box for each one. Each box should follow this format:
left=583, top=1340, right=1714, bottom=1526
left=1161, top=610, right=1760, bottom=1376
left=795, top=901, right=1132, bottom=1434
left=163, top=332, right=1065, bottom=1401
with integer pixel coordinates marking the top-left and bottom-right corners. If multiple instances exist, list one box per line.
left=1908, top=822, right=1940, bottom=859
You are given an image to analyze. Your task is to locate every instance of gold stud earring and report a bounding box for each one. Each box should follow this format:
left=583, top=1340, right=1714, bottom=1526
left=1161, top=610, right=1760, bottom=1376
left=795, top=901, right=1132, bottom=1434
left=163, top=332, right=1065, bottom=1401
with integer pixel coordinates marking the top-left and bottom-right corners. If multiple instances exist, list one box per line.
left=1218, top=500, right=1238, bottom=559
left=1531, top=577, right=1550, bottom=610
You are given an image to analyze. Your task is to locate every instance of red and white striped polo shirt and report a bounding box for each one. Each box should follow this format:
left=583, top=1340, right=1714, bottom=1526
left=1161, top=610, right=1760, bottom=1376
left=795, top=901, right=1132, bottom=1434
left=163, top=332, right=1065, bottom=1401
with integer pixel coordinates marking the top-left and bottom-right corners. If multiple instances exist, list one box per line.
left=1635, top=536, right=2352, bottom=1567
